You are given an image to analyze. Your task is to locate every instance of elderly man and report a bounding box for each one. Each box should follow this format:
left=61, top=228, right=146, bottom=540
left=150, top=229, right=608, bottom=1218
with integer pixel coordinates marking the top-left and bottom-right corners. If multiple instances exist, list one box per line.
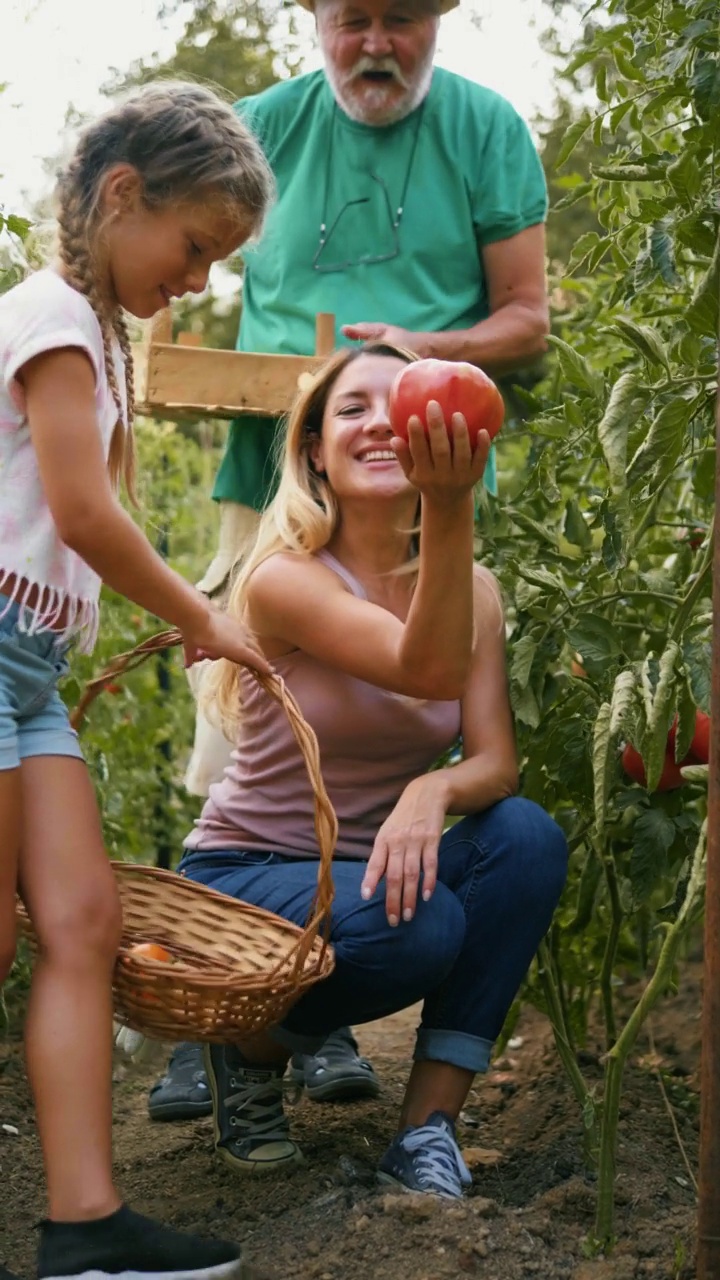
left=151, top=0, right=549, bottom=1168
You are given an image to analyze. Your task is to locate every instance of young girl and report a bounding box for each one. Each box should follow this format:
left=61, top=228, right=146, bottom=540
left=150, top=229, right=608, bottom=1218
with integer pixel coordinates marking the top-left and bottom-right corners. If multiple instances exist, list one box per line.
left=0, top=82, right=275, bottom=1280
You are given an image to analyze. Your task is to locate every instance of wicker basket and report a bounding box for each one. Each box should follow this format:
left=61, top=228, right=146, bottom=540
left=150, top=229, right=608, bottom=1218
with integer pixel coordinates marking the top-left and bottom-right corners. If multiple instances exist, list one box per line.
left=16, top=629, right=338, bottom=1042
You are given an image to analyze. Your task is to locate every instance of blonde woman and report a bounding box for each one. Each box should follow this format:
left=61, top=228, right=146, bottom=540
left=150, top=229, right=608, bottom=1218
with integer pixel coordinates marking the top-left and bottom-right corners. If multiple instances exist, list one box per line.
left=177, top=343, right=567, bottom=1196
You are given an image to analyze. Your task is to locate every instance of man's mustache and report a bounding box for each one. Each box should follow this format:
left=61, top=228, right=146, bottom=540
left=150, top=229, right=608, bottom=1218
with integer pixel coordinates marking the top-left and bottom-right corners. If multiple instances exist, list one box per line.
left=350, top=56, right=410, bottom=89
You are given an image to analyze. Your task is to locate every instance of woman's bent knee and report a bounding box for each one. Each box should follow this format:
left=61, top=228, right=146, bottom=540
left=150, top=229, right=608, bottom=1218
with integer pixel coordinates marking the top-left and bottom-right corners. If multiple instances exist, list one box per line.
left=398, top=888, right=466, bottom=985
left=504, top=796, right=568, bottom=901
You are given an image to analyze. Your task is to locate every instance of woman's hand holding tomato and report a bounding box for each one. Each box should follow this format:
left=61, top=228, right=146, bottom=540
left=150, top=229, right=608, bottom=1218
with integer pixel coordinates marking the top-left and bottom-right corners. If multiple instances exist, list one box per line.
left=391, top=401, right=490, bottom=506
left=361, top=776, right=447, bottom=926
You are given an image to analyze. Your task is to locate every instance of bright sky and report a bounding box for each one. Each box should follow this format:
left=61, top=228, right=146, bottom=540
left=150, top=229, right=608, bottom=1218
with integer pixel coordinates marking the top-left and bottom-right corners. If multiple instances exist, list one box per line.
left=1, top=0, right=563, bottom=219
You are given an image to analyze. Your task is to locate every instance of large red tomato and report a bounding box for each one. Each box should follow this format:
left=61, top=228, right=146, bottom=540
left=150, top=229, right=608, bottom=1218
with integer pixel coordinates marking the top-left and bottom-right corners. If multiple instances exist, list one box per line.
left=621, top=743, right=686, bottom=792
left=667, top=710, right=710, bottom=765
left=388, top=359, right=505, bottom=448
left=690, top=713, right=710, bottom=763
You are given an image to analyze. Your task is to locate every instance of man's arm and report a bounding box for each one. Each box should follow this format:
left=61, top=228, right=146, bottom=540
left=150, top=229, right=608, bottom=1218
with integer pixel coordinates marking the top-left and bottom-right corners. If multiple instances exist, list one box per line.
left=341, top=223, right=549, bottom=375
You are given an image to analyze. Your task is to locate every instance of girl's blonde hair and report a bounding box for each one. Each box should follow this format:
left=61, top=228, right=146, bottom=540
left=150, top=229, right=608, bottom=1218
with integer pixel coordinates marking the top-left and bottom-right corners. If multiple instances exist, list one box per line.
left=207, top=342, right=417, bottom=735
left=54, top=81, right=275, bottom=499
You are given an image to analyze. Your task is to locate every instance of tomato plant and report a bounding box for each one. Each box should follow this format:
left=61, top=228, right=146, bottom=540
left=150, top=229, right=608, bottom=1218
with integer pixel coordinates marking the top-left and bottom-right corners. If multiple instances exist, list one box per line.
left=484, top=0, right=718, bottom=1249
left=389, top=359, right=505, bottom=447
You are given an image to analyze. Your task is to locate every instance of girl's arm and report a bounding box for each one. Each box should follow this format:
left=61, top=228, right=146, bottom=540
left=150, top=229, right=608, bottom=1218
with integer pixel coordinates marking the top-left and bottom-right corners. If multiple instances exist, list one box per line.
left=361, top=568, right=518, bottom=924
left=23, top=348, right=269, bottom=670
left=247, top=410, right=488, bottom=701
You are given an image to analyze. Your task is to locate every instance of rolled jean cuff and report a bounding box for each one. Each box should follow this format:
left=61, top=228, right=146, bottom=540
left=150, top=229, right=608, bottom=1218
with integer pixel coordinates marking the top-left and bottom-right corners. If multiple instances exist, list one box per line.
left=271, top=1024, right=327, bottom=1055
left=414, top=1029, right=494, bottom=1074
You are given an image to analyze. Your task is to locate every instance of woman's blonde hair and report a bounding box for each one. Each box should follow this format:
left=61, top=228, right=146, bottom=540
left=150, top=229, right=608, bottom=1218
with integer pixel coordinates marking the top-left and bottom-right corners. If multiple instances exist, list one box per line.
left=53, top=80, right=274, bottom=500
left=207, top=342, right=417, bottom=735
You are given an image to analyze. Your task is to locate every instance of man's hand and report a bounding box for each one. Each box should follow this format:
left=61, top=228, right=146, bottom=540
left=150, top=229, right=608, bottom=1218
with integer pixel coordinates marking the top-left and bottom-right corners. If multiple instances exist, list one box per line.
left=341, top=321, right=420, bottom=350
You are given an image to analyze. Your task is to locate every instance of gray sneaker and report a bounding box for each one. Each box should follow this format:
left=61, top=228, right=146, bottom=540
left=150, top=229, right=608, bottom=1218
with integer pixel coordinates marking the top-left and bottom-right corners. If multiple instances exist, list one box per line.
left=203, top=1044, right=303, bottom=1175
left=289, top=1027, right=380, bottom=1102
left=148, top=1043, right=212, bottom=1122
left=378, top=1110, right=472, bottom=1198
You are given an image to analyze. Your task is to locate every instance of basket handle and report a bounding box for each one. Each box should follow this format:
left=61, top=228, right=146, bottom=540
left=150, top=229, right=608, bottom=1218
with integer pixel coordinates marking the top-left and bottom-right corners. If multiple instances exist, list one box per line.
left=71, top=630, right=337, bottom=969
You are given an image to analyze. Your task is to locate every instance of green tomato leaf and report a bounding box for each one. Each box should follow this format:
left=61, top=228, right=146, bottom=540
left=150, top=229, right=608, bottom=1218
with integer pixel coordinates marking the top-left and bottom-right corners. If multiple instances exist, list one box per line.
left=629, top=809, right=675, bottom=901
left=547, top=335, right=604, bottom=400
left=627, top=397, right=695, bottom=488
left=609, top=668, right=638, bottom=742
left=556, top=116, right=593, bottom=169
left=611, top=317, right=670, bottom=372
left=592, top=701, right=613, bottom=836
left=690, top=57, right=720, bottom=126
left=568, top=849, right=603, bottom=934
left=643, top=642, right=680, bottom=792
left=674, top=672, right=697, bottom=763
left=511, top=634, right=538, bottom=690
left=685, top=241, right=720, bottom=338
left=514, top=579, right=543, bottom=612
left=517, top=564, right=571, bottom=601
left=680, top=763, right=709, bottom=783
left=682, top=633, right=711, bottom=714
left=510, top=681, right=541, bottom=729
left=597, top=371, right=642, bottom=494
left=563, top=499, right=592, bottom=549
left=567, top=615, right=622, bottom=679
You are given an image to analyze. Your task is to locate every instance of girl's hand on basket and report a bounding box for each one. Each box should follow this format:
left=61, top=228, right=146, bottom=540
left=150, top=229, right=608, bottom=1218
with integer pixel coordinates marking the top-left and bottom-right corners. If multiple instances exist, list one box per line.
left=361, top=776, right=448, bottom=926
left=182, top=607, right=272, bottom=675
left=392, top=403, right=490, bottom=506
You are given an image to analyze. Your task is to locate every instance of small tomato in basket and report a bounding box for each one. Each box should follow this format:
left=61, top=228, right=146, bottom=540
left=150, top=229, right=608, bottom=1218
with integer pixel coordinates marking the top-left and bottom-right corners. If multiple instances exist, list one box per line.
left=389, top=359, right=504, bottom=448
left=128, top=941, right=173, bottom=963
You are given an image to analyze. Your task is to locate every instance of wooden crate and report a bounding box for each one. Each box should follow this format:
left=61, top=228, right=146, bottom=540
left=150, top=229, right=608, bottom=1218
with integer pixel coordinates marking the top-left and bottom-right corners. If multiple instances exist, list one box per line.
left=132, top=311, right=336, bottom=421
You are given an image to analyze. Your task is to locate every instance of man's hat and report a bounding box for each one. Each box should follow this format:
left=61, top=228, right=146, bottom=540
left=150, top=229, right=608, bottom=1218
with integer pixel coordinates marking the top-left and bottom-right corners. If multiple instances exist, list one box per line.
left=297, top=1, right=459, bottom=11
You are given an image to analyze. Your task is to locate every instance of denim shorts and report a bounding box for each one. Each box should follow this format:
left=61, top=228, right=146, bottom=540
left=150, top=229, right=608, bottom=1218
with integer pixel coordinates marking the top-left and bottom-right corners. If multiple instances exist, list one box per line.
left=0, top=595, right=83, bottom=771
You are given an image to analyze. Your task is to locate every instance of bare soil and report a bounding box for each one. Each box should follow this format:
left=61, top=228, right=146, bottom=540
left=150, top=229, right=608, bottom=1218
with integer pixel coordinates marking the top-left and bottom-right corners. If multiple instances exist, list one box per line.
left=0, top=963, right=702, bottom=1280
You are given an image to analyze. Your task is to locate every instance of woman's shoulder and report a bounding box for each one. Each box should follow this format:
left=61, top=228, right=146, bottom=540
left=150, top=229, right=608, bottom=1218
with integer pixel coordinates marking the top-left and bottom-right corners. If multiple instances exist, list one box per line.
left=247, top=549, right=348, bottom=600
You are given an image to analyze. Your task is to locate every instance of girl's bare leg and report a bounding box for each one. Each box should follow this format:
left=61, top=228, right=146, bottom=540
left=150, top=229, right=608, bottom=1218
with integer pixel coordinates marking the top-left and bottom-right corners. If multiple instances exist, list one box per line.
left=0, top=767, right=21, bottom=983
left=18, top=756, right=122, bottom=1222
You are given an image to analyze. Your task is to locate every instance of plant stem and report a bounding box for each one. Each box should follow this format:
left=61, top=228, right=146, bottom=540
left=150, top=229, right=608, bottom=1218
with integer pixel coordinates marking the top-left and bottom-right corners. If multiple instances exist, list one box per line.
left=537, top=940, right=598, bottom=1165
left=599, top=853, right=623, bottom=1050
left=632, top=472, right=676, bottom=546
left=670, top=520, right=715, bottom=642
left=595, top=1051, right=624, bottom=1249
left=594, top=819, right=707, bottom=1246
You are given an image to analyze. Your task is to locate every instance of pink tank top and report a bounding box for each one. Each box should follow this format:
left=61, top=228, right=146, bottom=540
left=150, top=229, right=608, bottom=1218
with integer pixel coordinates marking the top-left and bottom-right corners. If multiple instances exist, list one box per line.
left=184, top=551, right=462, bottom=861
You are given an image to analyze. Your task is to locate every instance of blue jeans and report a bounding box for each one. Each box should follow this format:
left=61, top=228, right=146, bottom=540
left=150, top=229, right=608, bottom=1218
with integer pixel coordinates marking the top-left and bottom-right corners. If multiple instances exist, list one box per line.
left=0, top=595, right=82, bottom=771
left=178, top=797, right=567, bottom=1073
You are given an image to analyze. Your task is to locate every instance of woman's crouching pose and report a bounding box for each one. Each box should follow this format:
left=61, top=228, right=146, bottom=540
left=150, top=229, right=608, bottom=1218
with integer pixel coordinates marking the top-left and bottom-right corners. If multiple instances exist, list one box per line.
left=179, top=343, right=568, bottom=1196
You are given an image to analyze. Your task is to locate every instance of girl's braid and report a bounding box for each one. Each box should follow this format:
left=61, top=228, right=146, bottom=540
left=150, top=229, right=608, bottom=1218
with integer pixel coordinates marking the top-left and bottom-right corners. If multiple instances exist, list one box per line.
left=52, top=81, right=274, bottom=502
left=55, top=152, right=135, bottom=496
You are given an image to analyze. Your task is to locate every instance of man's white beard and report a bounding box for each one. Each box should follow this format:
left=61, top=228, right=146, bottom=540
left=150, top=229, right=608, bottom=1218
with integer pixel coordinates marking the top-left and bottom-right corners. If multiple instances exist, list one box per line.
left=324, top=51, right=435, bottom=126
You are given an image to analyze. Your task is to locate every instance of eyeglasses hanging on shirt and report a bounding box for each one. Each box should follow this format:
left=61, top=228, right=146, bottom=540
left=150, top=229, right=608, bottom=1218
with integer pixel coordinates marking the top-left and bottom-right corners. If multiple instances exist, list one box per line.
left=312, top=101, right=426, bottom=275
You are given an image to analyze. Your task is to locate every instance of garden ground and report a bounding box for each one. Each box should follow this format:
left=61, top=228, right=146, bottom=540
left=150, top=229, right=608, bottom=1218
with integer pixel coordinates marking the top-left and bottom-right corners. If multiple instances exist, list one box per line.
left=0, top=960, right=702, bottom=1280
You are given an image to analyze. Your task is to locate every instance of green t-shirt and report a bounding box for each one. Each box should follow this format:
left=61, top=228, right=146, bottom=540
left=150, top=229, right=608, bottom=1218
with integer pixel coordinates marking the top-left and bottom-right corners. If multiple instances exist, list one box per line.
left=214, top=68, right=548, bottom=509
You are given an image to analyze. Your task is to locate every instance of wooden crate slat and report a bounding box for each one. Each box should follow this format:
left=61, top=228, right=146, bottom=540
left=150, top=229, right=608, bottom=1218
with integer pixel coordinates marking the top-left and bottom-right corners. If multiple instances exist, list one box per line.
left=132, top=344, right=323, bottom=419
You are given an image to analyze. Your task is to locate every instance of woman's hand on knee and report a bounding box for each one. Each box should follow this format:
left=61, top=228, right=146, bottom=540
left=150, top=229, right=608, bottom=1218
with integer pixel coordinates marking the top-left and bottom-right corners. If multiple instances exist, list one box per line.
left=361, top=779, right=446, bottom=926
